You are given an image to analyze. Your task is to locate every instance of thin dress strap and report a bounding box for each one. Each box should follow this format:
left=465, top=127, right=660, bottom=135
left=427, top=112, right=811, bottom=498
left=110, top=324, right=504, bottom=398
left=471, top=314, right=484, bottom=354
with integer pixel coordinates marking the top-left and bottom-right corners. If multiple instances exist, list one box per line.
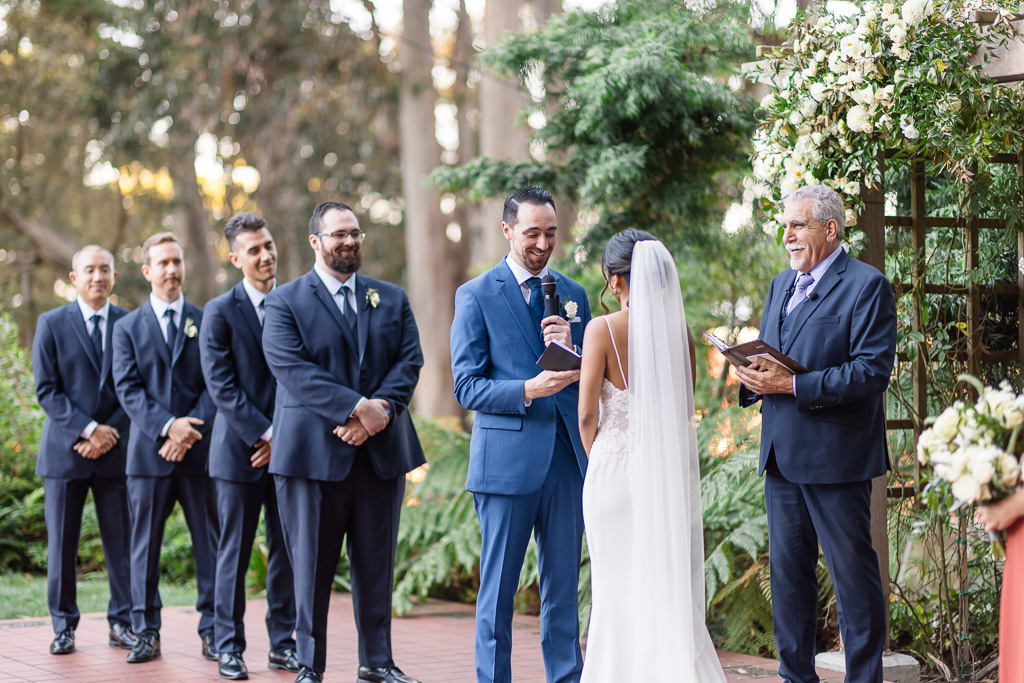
left=603, top=316, right=628, bottom=389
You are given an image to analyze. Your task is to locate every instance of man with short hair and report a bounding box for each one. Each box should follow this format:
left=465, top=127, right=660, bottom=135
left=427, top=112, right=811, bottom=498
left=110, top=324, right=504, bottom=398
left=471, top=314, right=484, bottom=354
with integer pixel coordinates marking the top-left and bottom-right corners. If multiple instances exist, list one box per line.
left=112, top=232, right=218, bottom=664
left=450, top=186, right=592, bottom=683
left=200, top=213, right=297, bottom=680
left=736, top=184, right=896, bottom=683
left=33, top=245, right=136, bottom=656
left=263, top=202, right=425, bottom=683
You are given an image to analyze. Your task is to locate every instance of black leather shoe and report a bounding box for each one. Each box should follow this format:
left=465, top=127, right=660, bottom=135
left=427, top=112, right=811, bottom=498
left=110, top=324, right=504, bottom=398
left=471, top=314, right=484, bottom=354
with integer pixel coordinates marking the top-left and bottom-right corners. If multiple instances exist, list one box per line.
left=269, top=648, right=300, bottom=672
left=126, top=631, right=160, bottom=663
left=108, top=622, right=138, bottom=649
left=357, top=666, right=421, bottom=683
left=201, top=632, right=219, bottom=661
left=49, top=628, right=74, bottom=655
left=294, top=667, right=323, bottom=683
left=218, top=652, right=249, bottom=680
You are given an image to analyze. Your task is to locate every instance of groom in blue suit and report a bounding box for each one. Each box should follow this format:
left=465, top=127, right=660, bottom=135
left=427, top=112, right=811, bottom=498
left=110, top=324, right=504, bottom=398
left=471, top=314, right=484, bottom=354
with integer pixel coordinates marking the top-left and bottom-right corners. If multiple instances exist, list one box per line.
left=736, top=185, right=896, bottom=683
left=451, top=186, right=592, bottom=683
left=32, top=245, right=135, bottom=656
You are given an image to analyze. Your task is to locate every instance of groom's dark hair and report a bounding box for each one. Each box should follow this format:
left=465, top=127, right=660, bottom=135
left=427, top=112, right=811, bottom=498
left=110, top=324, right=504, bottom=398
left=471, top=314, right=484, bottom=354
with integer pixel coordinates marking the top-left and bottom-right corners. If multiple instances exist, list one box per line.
left=600, top=228, right=658, bottom=312
left=503, top=186, right=556, bottom=227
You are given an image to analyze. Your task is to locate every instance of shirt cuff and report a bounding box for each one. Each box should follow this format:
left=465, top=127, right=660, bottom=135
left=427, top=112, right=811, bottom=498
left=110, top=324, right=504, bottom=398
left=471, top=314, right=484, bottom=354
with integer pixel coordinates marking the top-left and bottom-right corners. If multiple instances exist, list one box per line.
left=792, top=375, right=798, bottom=396
left=349, top=396, right=367, bottom=418
left=524, top=382, right=532, bottom=408
left=80, top=421, right=98, bottom=439
left=161, top=417, right=175, bottom=438
left=259, top=425, right=273, bottom=444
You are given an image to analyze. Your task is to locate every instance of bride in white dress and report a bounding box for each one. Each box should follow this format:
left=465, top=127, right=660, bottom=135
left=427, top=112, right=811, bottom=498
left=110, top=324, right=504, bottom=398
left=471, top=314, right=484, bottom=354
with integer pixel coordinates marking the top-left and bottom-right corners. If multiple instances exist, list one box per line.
left=578, top=230, right=726, bottom=682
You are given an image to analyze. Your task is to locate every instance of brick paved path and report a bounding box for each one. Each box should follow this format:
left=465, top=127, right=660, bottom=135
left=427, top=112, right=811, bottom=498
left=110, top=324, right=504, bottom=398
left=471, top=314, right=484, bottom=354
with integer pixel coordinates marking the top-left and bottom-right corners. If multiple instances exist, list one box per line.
left=0, top=593, right=860, bottom=682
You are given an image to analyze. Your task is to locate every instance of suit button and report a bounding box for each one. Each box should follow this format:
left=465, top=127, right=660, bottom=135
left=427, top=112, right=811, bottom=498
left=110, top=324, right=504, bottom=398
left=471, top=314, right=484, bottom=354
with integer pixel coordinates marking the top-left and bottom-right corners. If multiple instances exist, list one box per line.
left=549, top=414, right=556, bottom=421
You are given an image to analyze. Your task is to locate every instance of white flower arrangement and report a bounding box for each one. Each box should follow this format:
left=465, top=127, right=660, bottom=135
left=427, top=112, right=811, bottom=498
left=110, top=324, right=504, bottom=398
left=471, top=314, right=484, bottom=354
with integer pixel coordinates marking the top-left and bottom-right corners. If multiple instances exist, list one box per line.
left=366, top=288, right=380, bottom=309
left=183, top=318, right=198, bottom=338
left=918, top=376, right=1023, bottom=511
left=564, top=300, right=579, bottom=320
left=751, top=0, right=1024, bottom=237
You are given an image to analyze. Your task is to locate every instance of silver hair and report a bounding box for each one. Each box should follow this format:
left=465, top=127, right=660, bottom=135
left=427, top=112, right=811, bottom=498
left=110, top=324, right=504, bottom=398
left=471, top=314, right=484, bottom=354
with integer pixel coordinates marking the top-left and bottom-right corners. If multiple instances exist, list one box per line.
left=784, top=185, right=846, bottom=238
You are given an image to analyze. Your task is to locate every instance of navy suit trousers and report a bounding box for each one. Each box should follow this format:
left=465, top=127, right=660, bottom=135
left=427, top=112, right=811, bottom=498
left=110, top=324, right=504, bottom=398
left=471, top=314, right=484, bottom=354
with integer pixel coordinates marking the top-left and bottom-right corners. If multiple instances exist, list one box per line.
left=43, top=475, right=132, bottom=633
left=213, top=476, right=296, bottom=654
left=127, top=473, right=218, bottom=636
left=764, top=457, right=886, bottom=683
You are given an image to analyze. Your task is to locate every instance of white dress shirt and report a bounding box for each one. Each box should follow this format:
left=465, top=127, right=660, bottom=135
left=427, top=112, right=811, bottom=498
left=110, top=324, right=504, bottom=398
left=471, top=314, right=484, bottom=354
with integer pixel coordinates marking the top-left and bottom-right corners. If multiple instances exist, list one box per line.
left=504, top=255, right=550, bottom=304
left=150, top=294, right=185, bottom=436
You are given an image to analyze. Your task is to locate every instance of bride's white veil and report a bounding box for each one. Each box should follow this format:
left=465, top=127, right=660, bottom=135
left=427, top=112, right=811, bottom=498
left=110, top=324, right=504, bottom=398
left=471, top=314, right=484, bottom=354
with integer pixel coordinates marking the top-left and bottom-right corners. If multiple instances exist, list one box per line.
left=627, top=240, right=723, bottom=680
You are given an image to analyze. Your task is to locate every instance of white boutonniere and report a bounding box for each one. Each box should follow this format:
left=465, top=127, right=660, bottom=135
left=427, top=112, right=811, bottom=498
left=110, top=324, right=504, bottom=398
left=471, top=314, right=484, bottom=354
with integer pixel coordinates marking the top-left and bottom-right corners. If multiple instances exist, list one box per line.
left=366, top=288, right=380, bottom=308
left=563, top=300, right=579, bottom=321
left=183, top=318, right=198, bottom=338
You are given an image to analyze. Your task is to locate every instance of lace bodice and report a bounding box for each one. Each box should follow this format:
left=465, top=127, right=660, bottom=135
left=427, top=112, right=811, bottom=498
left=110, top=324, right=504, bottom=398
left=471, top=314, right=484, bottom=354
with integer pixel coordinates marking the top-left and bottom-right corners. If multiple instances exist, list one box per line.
left=591, top=379, right=629, bottom=459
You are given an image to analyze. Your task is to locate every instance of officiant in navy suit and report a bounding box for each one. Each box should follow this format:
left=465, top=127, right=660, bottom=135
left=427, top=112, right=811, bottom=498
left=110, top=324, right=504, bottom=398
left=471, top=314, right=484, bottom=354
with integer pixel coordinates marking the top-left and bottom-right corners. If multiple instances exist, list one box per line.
left=262, top=202, right=425, bottom=683
left=199, top=213, right=297, bottom=681
left=450, top=186, right=592, bottom=683
left=33, top=245, right=136, bottom=656
left=736, top=185, right=896, bottom=683
left=112, top=232, right=218, bottom=664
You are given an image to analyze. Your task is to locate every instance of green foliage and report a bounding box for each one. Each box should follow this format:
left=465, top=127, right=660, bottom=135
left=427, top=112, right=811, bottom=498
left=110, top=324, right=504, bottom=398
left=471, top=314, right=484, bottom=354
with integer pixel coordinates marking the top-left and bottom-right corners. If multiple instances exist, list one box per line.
left=431, top=0, right=757, bottom=257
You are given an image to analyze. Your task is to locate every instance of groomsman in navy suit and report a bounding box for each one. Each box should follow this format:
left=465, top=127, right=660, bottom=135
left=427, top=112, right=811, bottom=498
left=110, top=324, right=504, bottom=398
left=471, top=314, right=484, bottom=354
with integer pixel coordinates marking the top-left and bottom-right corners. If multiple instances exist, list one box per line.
left=450, top=186, right=591, bottom=683
left=32, top=245, right=136, bottom=656
left=736, top=185, right=896, bottom=683
left=112, top=232, right=219, bottom=664
left=263, top=202, right=425, bottom=683
left=200, top=213, right=297, bottom=680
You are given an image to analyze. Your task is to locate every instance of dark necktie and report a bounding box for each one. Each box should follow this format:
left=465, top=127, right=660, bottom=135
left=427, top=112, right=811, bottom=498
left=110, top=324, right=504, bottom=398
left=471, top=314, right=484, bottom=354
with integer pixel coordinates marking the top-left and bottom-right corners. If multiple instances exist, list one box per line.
left=90, top=314, right=103, bottom=358
left=526, top=277, right=544, bottom=327
left=164, top=309, right=177, bottom=349
left=342, top=288, right=357, bottom=333
left=257, top=299, right=265, bottom=327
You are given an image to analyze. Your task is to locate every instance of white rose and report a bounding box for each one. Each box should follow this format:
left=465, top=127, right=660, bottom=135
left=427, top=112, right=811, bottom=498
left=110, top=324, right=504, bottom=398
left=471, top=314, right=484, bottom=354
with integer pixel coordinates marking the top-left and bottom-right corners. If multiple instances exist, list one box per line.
left=800, top=99, right=818, bottom=119
left=845, top=207, right=858, bottom=225
left=790, top=111, right=804, bottom=126
left=846, top=104, right=873, bottom=133
left=853, top=85, right=875, bottom=107
left=896, top=47, right=911, bottom=61
left=811, top=131, right=823, bottom=146
left=803, top=63, right=818, bottom=79
left=970, top=455, right=996, bottom=486
left=1006, top=405, right=1024, bottom=429
left=760, top=92, right=777, bottom=108
left=889, top=23, right=907, bottom=46
left=815, top=49, right=827, bottom=62
left=933, top=406, right=960, bottom=441
left=845, top=180, right=860, bottom=195
left=901, top=120, right=919, bottom=139
left=951, top=472, right=983, bottom=503
left=882, top=2, right=896, bottom=19
left=1000, top=455, right=1021, bottom=488
left=809, top=82, right=828, bottom=103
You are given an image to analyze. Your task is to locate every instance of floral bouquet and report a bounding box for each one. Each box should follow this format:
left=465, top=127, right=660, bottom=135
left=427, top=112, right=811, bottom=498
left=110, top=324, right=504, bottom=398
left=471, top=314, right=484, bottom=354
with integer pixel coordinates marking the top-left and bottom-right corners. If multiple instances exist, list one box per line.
left=917, top=375, right=1024, bottom=554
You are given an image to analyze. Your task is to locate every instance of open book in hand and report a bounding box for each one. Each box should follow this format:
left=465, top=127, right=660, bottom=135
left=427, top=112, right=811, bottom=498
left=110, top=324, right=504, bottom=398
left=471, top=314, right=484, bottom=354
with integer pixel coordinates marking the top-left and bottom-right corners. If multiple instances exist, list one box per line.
left=536, top=340, right=582, bottom=371
left=704, top=332, right=809, bottom=374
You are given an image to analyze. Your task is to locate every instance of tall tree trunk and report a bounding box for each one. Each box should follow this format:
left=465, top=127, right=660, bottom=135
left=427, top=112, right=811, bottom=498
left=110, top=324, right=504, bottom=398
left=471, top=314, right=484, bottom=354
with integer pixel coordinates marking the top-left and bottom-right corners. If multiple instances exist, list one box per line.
left=476, top=0, right=531, bottom=266
left=401, top=0, right=465, bottom=417
left=169, top=150, right=220, bottom=305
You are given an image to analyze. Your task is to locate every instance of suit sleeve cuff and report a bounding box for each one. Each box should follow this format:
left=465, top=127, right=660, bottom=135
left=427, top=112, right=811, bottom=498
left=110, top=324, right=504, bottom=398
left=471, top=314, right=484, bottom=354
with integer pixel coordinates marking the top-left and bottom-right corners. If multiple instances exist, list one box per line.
left=160, top=417, right=175, bottom=438
left=349, top=396, right=367, bottom=418
left=80, top=421, right=98, bottom=439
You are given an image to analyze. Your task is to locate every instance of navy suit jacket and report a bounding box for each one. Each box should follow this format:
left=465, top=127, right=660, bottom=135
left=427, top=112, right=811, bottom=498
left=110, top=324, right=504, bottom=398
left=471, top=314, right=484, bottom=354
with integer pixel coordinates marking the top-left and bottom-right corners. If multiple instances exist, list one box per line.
left=450, top=259, right=591, bottom=496
left=263, top=270, right=425, bottom=482
left=33, top=301, right=131, bottom=479
left=741, top=249, right=896, bottom=484
left=199, top=283, right=276, bottom=483
left=112, top=299, right=216, bottom=477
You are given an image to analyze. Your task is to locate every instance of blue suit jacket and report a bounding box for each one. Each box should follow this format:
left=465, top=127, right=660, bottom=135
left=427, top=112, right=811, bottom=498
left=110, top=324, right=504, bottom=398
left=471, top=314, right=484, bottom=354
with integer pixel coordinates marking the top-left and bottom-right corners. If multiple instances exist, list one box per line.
left=263, top=270, right=425, bottom=482
left=451, top=259, right=591, bottom=496
left=199, top=283, right=276, bottom=483
left=742, top=249, right=896, bottom=484
left=112, top=299, right=216, bottom=477
left=33, top=301, right=131, bottom=479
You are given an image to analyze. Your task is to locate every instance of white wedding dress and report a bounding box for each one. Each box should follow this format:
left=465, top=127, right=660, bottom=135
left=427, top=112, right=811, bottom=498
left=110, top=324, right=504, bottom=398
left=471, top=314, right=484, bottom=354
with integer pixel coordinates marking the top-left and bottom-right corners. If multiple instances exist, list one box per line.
left=580, top=241, right=727, bottom=683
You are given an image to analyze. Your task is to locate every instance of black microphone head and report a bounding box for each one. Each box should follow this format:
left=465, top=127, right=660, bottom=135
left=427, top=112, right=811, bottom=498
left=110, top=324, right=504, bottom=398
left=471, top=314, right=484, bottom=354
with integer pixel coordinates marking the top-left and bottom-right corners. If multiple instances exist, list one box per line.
left=541, top=274, right=557, bottom=291
left=808, top=291, right=818, bottom=301
left=541, top=274, right=559, bottom=318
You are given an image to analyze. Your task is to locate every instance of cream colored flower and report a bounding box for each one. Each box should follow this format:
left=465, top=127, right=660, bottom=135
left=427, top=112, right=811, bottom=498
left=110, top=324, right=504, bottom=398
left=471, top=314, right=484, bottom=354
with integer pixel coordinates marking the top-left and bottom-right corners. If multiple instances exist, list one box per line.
left=564, top=300, right=579, bottom=320
left=183, top=318, right=198, bottom=338
left=951, top=472, right=983, bottom=503
left=846, top=105, right=873, bottom=133
left=366, top=288, right=380, bottom=308
left=809, top=83, right=828, bottom=103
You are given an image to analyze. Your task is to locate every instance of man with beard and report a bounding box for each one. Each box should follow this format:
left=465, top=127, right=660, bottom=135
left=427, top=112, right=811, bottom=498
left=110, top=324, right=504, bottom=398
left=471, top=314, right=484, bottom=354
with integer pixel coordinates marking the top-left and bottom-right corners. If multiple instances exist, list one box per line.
left=450, top=186, right=592, bottom=682
left=112, top=232, right=218, bottom=664
left=33, top=245, right=135, bottom=656
left=200, top=213, right=297, bottom=680
left=262, top=202, right=425, bottom=683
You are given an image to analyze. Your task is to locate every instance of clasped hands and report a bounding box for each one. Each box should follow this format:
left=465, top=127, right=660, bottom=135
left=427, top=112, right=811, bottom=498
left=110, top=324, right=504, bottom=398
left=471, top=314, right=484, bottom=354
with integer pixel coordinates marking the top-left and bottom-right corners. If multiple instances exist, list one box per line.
left=334, top=398, right=391, bottom=446
left=158, top=416, right=205, bottom=462
left=74, top=424, right=120, bottom=460
left=733, top=360, right=794, bottom=396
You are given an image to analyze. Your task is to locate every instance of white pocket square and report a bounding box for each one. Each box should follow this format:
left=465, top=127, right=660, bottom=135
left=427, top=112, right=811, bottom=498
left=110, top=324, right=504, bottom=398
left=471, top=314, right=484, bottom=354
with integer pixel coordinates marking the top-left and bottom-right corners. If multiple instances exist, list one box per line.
left=569, top=317, right=582, bottom=323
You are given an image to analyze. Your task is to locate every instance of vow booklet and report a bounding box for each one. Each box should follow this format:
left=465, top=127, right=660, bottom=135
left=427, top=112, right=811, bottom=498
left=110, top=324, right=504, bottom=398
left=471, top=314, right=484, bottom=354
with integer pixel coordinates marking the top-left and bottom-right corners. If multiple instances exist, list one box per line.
left=536, top=340, right=582, bottom=371
left=704, top=332, right=809, bottom=374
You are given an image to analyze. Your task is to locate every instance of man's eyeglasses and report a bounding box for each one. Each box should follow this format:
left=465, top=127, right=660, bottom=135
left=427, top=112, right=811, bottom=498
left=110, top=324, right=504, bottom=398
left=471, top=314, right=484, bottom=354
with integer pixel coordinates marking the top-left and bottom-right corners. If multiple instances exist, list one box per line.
left=315, top=230, right=366, bottom=241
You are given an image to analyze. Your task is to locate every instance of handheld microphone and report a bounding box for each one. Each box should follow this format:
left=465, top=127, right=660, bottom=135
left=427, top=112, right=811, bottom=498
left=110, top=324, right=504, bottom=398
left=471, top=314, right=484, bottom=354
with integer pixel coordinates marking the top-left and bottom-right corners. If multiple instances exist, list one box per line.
left=541, top=274, right=559, bottom=319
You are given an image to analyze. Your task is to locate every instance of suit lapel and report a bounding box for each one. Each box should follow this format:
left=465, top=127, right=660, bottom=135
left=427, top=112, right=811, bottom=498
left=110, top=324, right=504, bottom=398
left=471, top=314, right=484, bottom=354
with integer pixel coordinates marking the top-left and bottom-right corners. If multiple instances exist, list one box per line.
left=234, top=284, right=264, bottom=347
left=68, top=304, right=102, bottom=374
left=495, top=260, right=545, bottom=357
left=783, top=251, right=849, bottom=347
left=171, top=302, right=191, bottom=365
left=307, top=271, right=358, bottom=352
left=764, top=272, right=793, bottom=348
left=356, top=276, right=370, bottom=364
left=142, top=303, right=173, bottom=368
left=100, top=306, right=124, bottom=384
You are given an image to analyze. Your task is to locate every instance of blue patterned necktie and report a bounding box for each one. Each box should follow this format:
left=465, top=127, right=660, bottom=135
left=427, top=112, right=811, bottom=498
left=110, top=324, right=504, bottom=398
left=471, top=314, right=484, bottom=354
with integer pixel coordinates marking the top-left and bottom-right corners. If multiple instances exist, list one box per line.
left=526, top=277, right=544, bottom=327
left=164, top=309, right=177, bottom=349
left=786, top=272, right=815, bottom=315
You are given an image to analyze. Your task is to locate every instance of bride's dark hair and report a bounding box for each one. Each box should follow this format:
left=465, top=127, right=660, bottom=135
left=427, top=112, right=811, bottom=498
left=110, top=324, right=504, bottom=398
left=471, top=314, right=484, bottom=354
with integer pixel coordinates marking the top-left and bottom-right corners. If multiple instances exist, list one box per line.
left=600, top=228, right=658, bottom=312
